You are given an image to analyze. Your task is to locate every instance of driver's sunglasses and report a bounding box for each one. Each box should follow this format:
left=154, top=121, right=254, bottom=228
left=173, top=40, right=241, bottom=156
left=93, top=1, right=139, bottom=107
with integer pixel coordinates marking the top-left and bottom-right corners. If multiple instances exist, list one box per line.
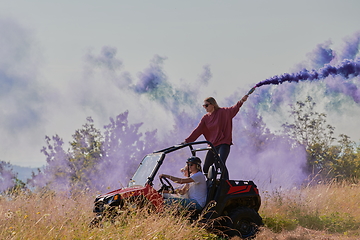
left=188, top=163, right=195, bottom=166
left=203, top=103, right=210, bottom=108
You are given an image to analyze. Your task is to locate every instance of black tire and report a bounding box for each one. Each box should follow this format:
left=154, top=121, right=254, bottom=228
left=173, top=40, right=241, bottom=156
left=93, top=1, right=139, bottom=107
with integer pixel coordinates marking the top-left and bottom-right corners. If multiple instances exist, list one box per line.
left=226, top=207, right=263, bottom=239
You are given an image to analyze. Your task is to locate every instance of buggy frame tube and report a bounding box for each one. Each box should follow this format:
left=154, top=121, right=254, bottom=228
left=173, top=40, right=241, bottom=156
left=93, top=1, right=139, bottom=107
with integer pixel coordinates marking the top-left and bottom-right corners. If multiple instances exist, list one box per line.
left=153, top=141, right=229, bottom=180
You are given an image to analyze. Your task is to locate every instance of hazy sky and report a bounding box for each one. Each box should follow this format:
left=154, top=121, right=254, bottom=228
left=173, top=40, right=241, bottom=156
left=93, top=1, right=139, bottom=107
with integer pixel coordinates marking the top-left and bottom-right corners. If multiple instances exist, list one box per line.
left=1, top=1, right=360, bottom=167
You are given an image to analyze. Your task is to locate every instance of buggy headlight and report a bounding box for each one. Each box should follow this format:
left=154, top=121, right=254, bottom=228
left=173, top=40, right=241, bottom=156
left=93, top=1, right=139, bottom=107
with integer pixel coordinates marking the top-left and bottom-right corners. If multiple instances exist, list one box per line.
left=107, top=194, right=120, bottom=205
left=113, top=194, right=119, bottom=201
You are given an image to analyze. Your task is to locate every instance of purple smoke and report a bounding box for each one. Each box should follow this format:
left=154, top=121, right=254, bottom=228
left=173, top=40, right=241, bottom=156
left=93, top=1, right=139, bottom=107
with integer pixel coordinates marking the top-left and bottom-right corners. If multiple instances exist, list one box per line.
left=255, top=59, right=360, bottom=88
left=306, top=41, right=334, bottom=68
left=85, top=46, right=123, bottom=71
left=134, top=55, right=168, bottom=93
left=27, top=31, right=360, bottom=194
left=253, top=59, right=360, bottom=104
left=339, top=32, right=360, bottom=61
left=0, top=161, right=17, bottom=192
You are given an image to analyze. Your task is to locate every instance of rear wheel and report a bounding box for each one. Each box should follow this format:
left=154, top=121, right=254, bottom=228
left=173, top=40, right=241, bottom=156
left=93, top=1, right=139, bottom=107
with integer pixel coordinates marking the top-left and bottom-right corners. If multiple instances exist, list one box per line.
left=226, top=207, right=263, bottom=239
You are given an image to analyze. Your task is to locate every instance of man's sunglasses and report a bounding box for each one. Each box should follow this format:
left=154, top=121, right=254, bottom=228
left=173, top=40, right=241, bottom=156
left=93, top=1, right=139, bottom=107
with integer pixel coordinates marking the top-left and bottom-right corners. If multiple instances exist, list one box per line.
left=203, top=104, right=210, bottom=108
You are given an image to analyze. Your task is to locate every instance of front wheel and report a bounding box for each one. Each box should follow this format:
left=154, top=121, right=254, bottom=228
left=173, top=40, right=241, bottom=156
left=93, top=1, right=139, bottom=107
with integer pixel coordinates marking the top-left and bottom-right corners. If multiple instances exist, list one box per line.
left=226, top=207, right=263, bottom=239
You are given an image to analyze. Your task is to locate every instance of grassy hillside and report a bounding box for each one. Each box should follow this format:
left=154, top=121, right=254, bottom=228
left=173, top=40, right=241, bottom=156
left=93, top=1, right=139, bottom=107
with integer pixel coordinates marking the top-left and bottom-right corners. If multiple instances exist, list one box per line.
left=1, top=181, right=359, bottom=239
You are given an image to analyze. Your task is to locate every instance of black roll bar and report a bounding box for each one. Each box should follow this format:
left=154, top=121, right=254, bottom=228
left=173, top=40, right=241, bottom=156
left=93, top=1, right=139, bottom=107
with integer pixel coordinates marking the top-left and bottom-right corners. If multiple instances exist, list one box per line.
left=153, top=141, right=229, bottom=180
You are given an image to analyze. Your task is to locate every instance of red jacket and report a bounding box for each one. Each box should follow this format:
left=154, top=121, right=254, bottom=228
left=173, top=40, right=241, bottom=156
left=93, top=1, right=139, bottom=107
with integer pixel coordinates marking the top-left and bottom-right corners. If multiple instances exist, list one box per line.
left=185, top=101, right=244, bottom=146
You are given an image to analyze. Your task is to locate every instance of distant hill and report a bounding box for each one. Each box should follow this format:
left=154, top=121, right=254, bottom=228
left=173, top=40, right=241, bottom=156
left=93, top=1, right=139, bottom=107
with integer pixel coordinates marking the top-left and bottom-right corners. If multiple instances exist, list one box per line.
left=11, top=165, right=42, bottom=182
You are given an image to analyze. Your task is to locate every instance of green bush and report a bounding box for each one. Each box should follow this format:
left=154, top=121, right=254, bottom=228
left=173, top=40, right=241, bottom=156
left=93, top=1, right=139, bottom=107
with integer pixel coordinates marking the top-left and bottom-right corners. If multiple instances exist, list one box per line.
left=262, top=214, right=298, bottom=233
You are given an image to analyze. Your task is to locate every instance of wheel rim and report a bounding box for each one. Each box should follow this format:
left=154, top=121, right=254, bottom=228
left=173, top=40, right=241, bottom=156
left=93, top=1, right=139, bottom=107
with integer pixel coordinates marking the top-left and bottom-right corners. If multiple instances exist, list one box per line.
left=235, top=219, right=255, bottom=237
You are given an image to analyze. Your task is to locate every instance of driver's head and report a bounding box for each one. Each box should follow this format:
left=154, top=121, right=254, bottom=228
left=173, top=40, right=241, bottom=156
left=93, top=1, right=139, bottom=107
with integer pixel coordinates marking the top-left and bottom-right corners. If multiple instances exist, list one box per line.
left=186, top=156, right=202, bottom=172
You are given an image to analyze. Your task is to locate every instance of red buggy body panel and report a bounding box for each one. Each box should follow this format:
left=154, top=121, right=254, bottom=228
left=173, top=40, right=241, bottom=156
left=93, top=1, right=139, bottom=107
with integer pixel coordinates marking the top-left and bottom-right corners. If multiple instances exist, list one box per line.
left=226, top=180, right=259, bottom=195
left=94, top=184, right=164, bottom=212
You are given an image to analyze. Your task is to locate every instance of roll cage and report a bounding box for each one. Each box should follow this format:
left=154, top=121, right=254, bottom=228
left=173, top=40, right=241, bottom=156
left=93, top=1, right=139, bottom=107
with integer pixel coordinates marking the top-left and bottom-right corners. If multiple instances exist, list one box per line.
left=143, top=141, right=229, bottom=187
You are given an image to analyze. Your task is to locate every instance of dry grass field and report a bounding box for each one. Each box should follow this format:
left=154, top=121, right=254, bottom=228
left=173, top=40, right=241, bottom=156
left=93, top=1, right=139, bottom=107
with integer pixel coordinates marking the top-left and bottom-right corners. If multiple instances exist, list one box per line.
left=257, top=181, right=360, bottom=240
left=1, top=181, right=359, bottom=239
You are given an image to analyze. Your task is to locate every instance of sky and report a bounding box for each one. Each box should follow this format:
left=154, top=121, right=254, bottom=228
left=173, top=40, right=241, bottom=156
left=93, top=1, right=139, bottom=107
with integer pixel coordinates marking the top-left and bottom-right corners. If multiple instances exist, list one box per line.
left=1, top=0, right=360, bottom=168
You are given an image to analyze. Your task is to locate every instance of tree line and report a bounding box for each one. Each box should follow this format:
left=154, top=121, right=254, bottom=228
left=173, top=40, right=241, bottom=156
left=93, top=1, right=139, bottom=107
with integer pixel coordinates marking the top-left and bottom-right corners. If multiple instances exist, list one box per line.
left=282, top=96, right=360, bottom=182
left=1, top=96, right=359, bottom=194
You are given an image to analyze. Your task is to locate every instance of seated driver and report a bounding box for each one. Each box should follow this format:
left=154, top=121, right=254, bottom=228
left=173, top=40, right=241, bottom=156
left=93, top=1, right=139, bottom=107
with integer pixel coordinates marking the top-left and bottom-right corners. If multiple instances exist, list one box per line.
left=159, top=156, right=207, bottom=210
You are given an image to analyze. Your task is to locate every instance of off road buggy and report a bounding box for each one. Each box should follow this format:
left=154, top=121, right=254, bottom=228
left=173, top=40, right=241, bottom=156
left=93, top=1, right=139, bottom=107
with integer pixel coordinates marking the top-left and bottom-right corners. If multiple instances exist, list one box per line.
left=92, top=141, right=263, bottom=238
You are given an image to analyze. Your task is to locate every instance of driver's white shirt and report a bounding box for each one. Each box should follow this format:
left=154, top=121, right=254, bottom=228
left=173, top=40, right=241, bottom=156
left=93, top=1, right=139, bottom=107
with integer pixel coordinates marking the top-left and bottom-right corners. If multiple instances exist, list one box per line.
left=188, top=171, right=207, bottom=207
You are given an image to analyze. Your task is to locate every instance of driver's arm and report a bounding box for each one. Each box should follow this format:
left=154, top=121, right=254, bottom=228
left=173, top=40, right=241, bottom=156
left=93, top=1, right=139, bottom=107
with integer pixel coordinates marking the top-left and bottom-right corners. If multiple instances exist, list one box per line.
left=177, top=183, right=189, bottom=195
left=159, top=174, right=194, bottom=184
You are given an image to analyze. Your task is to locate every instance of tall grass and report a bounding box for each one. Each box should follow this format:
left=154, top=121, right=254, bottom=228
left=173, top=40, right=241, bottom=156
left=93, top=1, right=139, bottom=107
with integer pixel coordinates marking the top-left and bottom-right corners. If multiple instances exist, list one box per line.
left=1, top=181, right=359, bottom=239
left=0, top=190, right=217, bottom=240
left=258, top=180, right=360, bottom=239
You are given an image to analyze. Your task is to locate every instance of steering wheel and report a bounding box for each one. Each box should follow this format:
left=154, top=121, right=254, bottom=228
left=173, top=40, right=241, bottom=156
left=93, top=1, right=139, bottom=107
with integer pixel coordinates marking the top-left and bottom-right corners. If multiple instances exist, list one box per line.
left=159, top=176, right=175, bottom=194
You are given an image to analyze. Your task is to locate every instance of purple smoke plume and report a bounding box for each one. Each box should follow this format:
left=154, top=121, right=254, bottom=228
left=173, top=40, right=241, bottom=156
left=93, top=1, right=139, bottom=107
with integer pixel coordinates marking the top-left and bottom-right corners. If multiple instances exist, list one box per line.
left=251, top=59, right=360, bottom=104
left=255, top=59, right=360, bottom=88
